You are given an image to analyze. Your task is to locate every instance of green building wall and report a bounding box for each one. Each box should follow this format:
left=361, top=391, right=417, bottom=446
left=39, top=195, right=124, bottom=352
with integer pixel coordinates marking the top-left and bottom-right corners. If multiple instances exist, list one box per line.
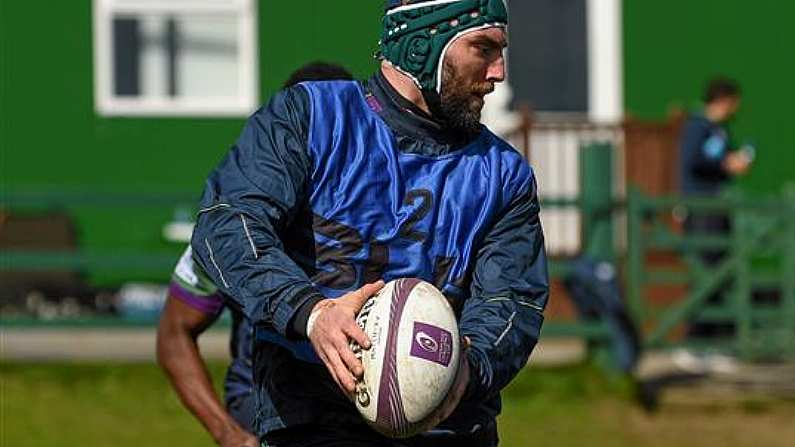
left=624, top=0, right=795, bottom=194
left=2, top=1, right=382, bottom=189
left=4, top=1, right=795, bottom=285
left=1, top=1, right=383, bottom=283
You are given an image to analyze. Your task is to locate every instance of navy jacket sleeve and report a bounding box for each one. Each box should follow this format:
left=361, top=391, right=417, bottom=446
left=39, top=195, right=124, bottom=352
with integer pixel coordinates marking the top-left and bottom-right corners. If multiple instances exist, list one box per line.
left=190, top=86, right=323, bottom=338
left=681, top=118, right=728, bottom=180
left=459, top=174, right=549, bottom=401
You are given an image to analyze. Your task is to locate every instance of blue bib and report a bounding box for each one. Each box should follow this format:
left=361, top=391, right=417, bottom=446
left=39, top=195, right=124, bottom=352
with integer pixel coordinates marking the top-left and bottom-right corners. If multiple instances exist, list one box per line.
left=305, top=80, right=531, bottom=300
left=256, top=80, right=533, bottom=361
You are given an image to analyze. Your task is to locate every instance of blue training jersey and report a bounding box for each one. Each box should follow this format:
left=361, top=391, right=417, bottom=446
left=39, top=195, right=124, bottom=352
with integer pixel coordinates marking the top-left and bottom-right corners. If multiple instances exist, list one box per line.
left=306, top=80, right=530, bottom=297
left=255, top=80, right=535, bottom=361
left=679, top=113, right=732, bottom=195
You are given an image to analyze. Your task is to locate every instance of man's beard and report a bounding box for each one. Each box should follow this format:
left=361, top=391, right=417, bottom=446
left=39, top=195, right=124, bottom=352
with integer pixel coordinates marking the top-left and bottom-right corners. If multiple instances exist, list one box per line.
left=430, top=61, right=493, bottom=135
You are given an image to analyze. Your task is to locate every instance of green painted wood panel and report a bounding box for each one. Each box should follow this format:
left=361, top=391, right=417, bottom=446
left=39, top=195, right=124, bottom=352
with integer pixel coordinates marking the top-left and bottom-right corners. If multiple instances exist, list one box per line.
left=624, top=0, right=795, bottom=193
left=1, top=1, right=382, bottom=284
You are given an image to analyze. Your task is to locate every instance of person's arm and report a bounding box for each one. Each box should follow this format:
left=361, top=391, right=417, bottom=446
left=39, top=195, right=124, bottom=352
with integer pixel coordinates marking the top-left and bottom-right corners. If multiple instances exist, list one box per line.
left=681, top=120, right=748, bottom=179
left=190, top=86, right=373, bottom=394
left=459, top=173, right=549, bottom=402
left=681, top=120, right=724, bottom=179
left=156, top=294, right=257, bottom=447
left=191, top=87, right=322, bottom=337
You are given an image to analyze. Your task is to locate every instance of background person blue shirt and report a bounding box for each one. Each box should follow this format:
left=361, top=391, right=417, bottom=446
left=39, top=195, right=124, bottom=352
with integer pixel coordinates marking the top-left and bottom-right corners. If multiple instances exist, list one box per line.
left=677, top=76, right=752, bottom=342
left=679, top=76, right=752, bottom=196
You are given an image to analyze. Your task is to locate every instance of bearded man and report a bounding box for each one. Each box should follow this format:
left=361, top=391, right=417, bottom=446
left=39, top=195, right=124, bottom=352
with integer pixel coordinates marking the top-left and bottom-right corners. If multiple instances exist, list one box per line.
left=190, top=1, right=549, bottom=446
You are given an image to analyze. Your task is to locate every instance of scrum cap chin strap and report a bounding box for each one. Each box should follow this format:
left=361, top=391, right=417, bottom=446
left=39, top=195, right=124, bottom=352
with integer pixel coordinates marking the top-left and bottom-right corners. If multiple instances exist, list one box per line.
left=378, top=0, right=508, bottom=94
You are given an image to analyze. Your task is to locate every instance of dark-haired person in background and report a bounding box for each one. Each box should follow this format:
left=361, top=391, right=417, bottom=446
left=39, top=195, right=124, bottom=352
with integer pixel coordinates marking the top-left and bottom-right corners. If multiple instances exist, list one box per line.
left=680, top=76, right=752, bottom=197
left=675, top=76, right=753, bottom=371
left=156, top=62, right=353, bottom=447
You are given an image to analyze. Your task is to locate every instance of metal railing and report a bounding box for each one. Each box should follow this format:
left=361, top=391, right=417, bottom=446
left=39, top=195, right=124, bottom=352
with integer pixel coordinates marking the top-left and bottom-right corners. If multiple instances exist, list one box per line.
left=4, top=154, right=794, bottom=364
left=626, top=187, right=795, bottom=359
left=503, top=111, right=625, bottom=257
left=1, top=190, right=196, bottom=276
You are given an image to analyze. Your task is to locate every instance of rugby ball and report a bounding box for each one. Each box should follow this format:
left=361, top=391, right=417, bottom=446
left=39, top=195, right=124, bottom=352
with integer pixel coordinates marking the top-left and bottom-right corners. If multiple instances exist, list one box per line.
left=352, top=278, right=460, bottom=438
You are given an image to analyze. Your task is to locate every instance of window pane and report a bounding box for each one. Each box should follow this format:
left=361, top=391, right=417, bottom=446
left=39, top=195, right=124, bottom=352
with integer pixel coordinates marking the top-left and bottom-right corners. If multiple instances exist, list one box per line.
left=176, top=16, right=239, bottom=98
left=112, top=18, right=141, bottom=96
left=111, top=13, right=240, bottom=100
left=508, top=0, right=588, bottom=112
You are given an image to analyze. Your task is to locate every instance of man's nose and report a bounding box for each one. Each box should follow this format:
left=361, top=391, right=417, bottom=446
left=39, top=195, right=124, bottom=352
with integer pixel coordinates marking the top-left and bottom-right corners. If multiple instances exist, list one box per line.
left=486, top=57, right=505, bottom=83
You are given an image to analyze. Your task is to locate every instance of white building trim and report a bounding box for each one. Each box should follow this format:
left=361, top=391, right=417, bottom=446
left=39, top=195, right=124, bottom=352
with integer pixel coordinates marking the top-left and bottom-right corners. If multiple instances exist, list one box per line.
left=586, top=0, right=624, bottom=124
left=92, top=0, right=259, bottom=117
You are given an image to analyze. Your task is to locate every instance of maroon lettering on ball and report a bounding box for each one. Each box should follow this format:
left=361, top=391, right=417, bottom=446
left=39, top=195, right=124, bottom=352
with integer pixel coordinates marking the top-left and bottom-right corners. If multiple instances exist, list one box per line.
left=410, top=322, right=453, bottom=367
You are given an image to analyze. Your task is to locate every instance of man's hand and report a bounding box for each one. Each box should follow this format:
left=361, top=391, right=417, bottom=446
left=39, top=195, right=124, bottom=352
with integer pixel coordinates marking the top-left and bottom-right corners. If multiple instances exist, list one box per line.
left=724, top=151, right=752, bottom=176
left=217, top=424, right=258, bottom=447
left=307, top=280, right=385, bottom=396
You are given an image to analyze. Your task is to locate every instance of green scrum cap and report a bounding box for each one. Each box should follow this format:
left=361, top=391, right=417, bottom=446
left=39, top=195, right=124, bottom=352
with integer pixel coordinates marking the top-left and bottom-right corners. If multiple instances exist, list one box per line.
left=379, top=0, right=508, bottom=94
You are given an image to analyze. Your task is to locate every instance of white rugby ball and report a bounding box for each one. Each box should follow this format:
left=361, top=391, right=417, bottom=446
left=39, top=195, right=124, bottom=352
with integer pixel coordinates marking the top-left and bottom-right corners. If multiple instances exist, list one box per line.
left=352, top=278, right=460, bottom=438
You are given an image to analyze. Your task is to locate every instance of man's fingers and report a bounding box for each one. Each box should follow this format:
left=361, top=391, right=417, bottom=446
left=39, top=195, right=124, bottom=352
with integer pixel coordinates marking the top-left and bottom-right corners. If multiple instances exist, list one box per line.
left=347, top=280, right=385, bottom=308
left=320, top=350, right=344, bottom=391
left=361, top=280, right=385, bottom=297
left=324, top=345, right=356, bottom=394
left=308, top=285, right=385, bottom=395
left=314, top=335, right=350, bottom=391
left=324, top=359, right=344, bottom=391
left=313, top=342, right=341, bottom=387
left=344, top=319, right=371, bottom=350
left=335, top=335, right=364, bottom=378
left=311, top=336, right=346, bottom=389
left=242, top=433, right=259, bottom=447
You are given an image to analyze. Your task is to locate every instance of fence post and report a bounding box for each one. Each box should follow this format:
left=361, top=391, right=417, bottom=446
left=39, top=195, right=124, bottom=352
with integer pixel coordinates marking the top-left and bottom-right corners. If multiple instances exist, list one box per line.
left=782, top=185, right=795, bottom=356
left=580, top=142, right=614, bottom=262
left=578, top=143, right=620, bottom=369
left=626, top=187, right=645, bottom=322
left=730, top=191, right=752, bottom=359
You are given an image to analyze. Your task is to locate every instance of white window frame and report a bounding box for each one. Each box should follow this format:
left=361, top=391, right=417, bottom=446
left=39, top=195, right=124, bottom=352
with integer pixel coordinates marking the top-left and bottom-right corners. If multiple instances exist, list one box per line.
left=501, top=0, right=623, bottom=122
left=93, top=0, right=259, bottom=117
left=586, top=0, right=623, bottom=124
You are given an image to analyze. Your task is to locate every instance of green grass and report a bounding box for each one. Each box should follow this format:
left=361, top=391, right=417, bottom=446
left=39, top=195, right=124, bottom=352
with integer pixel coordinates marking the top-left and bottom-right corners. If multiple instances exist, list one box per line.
left=1, top=362, right=218, bottom=446
left=498, top=365, right=634, bottom=446
left=499, top=365, right=795, bottom=447
left=2, top=361, right=794, bottom=446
